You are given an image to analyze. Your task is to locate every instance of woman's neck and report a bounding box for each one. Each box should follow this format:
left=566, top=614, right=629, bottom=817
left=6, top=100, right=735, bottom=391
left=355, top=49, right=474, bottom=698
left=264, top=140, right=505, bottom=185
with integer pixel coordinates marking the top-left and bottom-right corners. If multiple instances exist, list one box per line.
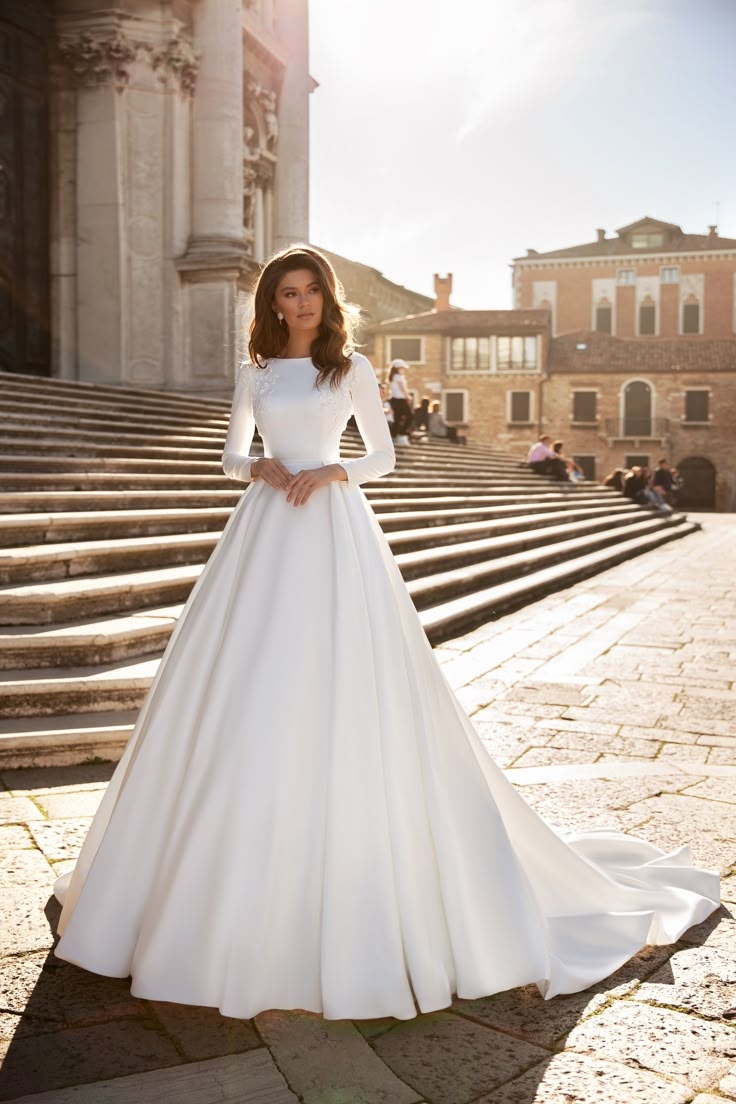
left=281, top=332, right=317, bottom=358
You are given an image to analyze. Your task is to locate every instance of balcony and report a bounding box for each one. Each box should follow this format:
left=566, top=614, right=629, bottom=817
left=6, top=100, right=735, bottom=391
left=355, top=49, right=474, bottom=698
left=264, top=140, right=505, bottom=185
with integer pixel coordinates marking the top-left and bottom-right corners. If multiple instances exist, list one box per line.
left=604, top=417, right=670, bottom=441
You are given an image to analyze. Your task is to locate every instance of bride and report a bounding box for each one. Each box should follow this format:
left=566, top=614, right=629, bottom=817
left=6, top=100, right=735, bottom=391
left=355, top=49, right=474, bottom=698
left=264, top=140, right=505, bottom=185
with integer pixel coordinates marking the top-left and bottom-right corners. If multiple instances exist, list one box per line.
left=53, top=246, right=719, bottom=1022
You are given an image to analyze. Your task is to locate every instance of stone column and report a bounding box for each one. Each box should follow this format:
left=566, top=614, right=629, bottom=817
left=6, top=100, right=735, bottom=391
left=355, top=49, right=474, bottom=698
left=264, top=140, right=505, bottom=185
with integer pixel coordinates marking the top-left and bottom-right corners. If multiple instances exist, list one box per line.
left=177, top=0, right=255, bottom=390
left=272, top=0, right=310, bottom=248
left=189, top=0, right=244, bottom=251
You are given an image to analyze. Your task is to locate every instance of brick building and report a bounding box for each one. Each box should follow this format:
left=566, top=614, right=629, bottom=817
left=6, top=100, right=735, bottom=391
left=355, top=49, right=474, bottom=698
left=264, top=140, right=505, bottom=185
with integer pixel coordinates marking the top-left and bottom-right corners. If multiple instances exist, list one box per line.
left=512, top=216, right=736, bottom=339
left=367, top=274, right=736, bottom=512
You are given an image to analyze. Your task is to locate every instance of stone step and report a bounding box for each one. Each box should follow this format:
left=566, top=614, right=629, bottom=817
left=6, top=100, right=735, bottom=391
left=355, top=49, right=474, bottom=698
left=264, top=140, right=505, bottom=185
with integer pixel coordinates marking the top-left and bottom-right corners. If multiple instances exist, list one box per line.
left=374, top=499, right=635, bottom=536
left=0, top=605, right=181, bottom=668
left=2, top=395, right=231, bottom=432
left=0, top=466, right=564, bottom=493
left=0, top=564, right=202, bottom=625
left=408, top=515, right=686, bottom=608
left=0, top=502, right=643, bottom=594
left=0, top=512, right=651, bottom=667
left=395, top=507, right=652, bottom=578
left=0, top=483, right=605, bottom=514
left=0, top=507, right=232, bottom=545
left=0, top=655, right=159, bottom=717
left=3, top=408, right=228, bottom=439
left=0, top=368, right=227, bottom=411
left=0, top=709, right=139, bottom=768
left=0, top=449, right=557, bottom=484
left=420, top=520, right=701, bottom=644
left=0, top=518, right=698, bottom=728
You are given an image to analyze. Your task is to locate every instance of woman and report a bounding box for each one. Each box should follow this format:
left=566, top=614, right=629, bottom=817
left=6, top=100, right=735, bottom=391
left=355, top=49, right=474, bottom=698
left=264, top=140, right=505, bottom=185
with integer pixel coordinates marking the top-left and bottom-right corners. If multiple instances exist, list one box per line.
left=387, top=358, right=413, bottom=446
left=53, top=246, right=718, bottom=1022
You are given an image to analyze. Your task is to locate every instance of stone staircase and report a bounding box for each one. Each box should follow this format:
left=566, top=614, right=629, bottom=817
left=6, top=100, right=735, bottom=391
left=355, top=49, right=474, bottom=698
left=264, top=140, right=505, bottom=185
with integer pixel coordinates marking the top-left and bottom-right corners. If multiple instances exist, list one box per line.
left=0, top=370, right=698, bottom=767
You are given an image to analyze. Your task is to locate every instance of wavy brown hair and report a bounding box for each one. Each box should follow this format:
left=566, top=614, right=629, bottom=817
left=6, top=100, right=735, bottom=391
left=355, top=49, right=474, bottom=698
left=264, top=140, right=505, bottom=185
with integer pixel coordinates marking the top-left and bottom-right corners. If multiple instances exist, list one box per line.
left=248, top=245, right=359, bottom=390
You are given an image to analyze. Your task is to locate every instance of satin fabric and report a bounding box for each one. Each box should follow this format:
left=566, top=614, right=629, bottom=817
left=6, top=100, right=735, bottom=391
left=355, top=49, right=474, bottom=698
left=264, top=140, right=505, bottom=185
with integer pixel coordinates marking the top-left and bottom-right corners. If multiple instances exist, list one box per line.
left=53, top=354, right=720, bottom=1020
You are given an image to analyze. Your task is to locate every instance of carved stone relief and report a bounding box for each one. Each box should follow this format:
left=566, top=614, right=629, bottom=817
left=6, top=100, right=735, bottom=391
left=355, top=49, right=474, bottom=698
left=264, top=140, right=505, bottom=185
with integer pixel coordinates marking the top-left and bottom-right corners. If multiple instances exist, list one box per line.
left=57, top=30, right=200, bottom=95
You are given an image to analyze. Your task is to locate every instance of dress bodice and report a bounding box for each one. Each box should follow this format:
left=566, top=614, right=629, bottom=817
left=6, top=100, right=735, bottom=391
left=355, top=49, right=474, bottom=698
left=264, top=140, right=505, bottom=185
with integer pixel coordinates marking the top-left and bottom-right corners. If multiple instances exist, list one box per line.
left=222, top=353, right=396, bottom=491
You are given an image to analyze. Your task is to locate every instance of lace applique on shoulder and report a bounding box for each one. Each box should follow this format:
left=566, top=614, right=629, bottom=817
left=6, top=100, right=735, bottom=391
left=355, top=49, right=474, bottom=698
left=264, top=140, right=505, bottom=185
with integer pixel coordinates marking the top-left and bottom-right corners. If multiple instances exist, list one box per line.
left=251, top=362, right=277, bottom=418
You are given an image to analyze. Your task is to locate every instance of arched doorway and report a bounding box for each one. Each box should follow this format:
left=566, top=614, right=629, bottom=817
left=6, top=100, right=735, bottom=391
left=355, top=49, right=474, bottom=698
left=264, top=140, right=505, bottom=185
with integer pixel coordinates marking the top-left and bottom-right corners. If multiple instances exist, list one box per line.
left=677, top=457, right=716, bottom=510
left=623, top=380, right=652, bottom=436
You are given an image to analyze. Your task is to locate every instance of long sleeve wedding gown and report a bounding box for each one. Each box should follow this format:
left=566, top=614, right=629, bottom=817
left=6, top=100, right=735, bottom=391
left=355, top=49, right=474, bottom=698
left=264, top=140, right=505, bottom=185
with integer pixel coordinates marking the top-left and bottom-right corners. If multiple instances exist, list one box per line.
left=53, top=352, right=719, bottom=1021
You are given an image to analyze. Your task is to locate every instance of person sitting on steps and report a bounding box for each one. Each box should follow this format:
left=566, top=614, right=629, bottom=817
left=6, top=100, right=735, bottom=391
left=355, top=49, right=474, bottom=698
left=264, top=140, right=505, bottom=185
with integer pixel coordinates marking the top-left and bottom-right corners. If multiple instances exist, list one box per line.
left=526, top=435, right=568, bottom=481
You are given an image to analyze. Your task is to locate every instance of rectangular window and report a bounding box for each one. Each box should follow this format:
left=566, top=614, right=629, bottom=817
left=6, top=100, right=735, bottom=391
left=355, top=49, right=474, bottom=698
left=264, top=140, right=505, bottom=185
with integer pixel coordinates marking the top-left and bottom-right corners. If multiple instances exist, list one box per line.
left=450, top=336, right=490, bottom=372
left=661, top=266, right=679, bottom=283
left=444, top=390, right=467, bottom=423
left=684, top=390, right=709, bottom=422
left=625, top=454, right=650, bottom=469
left=496, top=335, right=538, bottom=371
left=682, top=302, right=700, bottom=334
left=574, top=455, right=596, bottom=481
left=639, top=304, right=656, bottom=335
left=388, top=336, right=422, bottom=363
left=572, top=391, right=597, bottom=422
left=617, top=269, right=636, bottom=286
left=509, top=391, right=531, bottom=424
left=631, top=232, right=664, bottom=248
left=595, top=305, right=612, bottom=333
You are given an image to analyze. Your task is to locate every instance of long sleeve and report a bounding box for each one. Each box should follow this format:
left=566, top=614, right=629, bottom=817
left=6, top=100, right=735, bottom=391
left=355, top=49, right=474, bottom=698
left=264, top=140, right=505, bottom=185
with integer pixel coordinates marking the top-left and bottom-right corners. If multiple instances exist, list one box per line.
left=222, top=364, right=259, bottom=483
left=338, top=353, right=396, bottom=490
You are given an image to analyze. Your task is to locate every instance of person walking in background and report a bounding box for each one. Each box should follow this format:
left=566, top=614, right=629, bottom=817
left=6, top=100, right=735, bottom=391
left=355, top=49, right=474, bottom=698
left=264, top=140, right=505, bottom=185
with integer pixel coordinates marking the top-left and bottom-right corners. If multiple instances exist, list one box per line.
left=387, top=359, right=413, bottom=446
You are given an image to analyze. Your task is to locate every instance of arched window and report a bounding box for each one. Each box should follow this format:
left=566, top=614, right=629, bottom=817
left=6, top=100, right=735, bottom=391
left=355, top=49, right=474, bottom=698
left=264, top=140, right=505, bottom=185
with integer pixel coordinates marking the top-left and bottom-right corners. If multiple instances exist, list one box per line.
left=682, top=294, right=700, bottom=334
left=622, top=380, right=653, bottom=436
left=595, top=296, right=612, bottom=334
left=638, top=295, right=656, bottom=336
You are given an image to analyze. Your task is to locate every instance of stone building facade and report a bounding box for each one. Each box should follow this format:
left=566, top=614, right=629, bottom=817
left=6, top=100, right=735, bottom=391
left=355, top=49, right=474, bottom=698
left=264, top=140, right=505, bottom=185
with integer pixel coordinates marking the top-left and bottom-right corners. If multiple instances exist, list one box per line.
left=512, top=216, right=736, bottom=339
left=317, top=248, right=433, bottom=333
left=1, top=0, right=311, bottom=392
left=368, top=275, right=736, bottom=511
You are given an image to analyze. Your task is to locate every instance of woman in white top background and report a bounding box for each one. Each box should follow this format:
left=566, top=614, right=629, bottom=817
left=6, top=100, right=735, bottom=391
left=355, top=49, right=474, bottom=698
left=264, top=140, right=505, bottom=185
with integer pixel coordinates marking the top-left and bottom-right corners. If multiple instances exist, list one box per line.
left=51, top=245, right=719, bottom=1023
left=387, top=358, right=414, bottom=446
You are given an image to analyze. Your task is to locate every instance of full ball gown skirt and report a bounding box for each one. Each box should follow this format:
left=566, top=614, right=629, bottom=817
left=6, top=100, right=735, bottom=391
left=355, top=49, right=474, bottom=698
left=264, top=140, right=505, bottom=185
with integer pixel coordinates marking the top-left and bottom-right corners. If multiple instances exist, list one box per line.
left=53, top=354, right=720, bottom=1021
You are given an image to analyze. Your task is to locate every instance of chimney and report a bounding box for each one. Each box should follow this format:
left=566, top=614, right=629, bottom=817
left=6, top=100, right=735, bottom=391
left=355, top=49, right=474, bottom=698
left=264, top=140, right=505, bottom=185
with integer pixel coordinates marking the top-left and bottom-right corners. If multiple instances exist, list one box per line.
left=596, top=228, right=606, bottom=242
left=707, top=224, right=718, bottom=238
left=434, top=273, right=453, bottom=312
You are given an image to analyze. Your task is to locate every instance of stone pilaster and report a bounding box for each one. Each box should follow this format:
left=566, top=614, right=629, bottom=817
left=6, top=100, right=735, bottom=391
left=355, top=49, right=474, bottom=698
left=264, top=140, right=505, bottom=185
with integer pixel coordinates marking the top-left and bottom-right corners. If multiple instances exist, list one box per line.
left=272, top=0, right=310, bottom=249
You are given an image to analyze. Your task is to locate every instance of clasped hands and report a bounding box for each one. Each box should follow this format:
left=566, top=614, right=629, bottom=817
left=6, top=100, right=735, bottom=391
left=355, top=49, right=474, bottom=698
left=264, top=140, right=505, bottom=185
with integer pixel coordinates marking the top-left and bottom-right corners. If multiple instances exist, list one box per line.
left=251, top=457, right=346, bottom=506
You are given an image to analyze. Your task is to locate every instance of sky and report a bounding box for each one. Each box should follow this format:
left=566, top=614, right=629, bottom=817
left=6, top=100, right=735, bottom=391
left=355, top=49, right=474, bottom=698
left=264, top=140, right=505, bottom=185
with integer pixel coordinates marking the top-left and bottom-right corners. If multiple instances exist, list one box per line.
left=308, top=0, right=736, bottom=309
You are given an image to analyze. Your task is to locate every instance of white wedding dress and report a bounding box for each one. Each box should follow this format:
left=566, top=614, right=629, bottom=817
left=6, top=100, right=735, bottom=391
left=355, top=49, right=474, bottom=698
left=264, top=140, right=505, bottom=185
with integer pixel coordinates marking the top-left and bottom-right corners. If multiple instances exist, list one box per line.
left=53, top=353, right=720, bottom=1021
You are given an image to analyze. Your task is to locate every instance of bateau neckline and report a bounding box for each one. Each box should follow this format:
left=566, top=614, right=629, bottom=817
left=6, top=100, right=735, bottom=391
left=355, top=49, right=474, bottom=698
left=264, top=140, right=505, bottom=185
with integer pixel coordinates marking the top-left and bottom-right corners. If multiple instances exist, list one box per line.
left=269, top=356, right=313, bottom=362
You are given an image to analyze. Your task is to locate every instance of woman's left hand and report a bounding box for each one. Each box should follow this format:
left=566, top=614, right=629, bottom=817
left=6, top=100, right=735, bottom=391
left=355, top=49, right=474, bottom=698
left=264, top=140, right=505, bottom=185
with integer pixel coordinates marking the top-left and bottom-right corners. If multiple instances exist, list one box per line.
left=285, top=464, right=343, bottom=506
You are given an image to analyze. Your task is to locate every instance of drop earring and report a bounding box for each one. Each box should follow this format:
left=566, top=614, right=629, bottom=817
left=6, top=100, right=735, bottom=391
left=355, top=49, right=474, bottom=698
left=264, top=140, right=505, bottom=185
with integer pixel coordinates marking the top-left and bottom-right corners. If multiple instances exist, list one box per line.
left=276, top=311, right=284, bottom=322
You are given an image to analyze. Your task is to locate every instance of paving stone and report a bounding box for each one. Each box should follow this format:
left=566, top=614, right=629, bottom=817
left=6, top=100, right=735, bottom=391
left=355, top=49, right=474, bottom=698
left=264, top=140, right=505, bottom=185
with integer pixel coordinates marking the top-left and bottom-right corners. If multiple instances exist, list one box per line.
left=33, top=790, right=104, bottom=819
left=254, top=1008, right=423, bottom=1104
left=0, top=794, right=44, bottom=824
left=511, top=747, right=600, bottom=768
left=0, top=950, right=142, bottom=1037
left=627, top=794, right=736, bottom=872
left=565, top=999, right=736, bottom=1090
left=28, top=818, right=92, bottom=862
left=0, top=1049, right=298, bottom=1103
left=147, top=1001, right=261, bottom=1062
left=0, top=849, right=55, bottom=955
left=708, top=747, right=736, bottom=766
left=451, top=944, right=674, bottom=1049
left=633, top=923, right=736, bottom=1018
left=0, top=1019, right=182, bottom=1100
left=487, top=1050, right=690, bottom=1104
left=0, top=823, right=35, bottom=849
left=681, top=776, right=736, bottom=805
left=370, top=1010, right=547, bottom=1104
left=719, top=1067, right=736, bottom=1098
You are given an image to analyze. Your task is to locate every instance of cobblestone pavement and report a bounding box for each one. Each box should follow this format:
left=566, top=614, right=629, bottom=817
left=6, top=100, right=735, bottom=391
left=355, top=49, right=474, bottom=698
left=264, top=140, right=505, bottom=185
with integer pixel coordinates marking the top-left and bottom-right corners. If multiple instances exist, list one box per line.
left=1, top=514, right=735, bottom=1103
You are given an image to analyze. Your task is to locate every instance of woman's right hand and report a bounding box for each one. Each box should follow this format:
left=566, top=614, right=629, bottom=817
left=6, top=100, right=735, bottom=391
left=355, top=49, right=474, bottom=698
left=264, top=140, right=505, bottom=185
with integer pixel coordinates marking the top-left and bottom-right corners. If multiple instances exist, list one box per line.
left=251, top=457, right=293, bottom=491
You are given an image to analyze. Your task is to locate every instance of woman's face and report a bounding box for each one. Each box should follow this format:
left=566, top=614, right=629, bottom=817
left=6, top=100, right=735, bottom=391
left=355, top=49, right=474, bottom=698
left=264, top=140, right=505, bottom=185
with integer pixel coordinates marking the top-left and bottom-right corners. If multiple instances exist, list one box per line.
left=272, top=268, right=324, bottom=335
